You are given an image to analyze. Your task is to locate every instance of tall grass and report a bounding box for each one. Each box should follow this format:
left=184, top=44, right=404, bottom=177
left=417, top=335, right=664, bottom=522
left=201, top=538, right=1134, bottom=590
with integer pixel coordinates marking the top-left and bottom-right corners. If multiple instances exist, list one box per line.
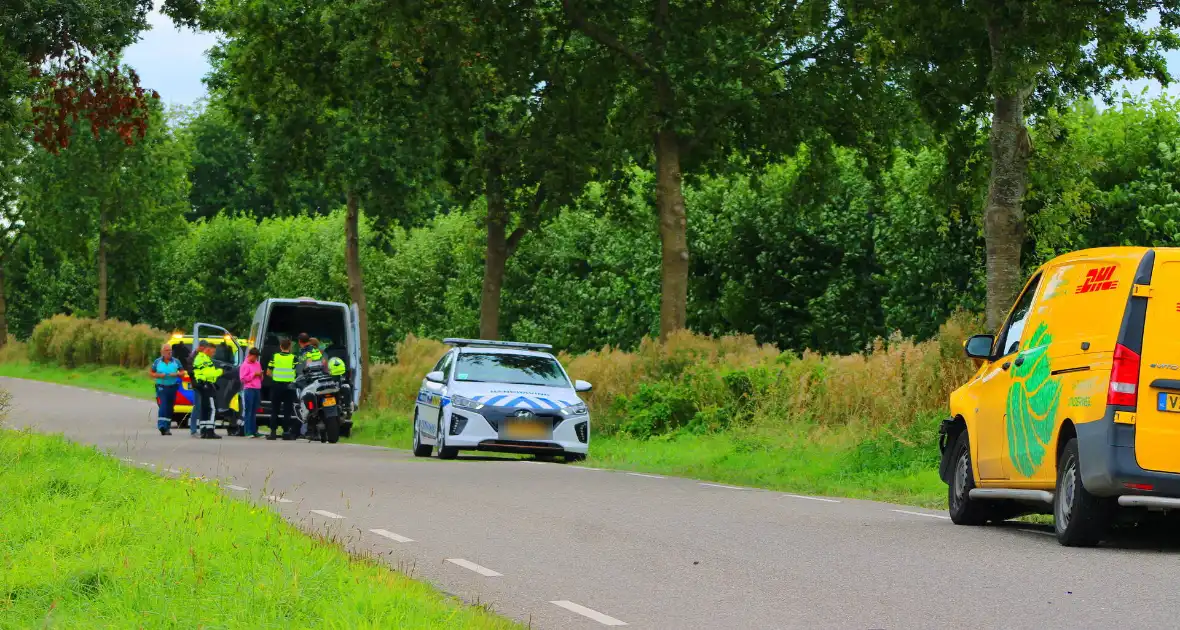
left=28, top=315, right=168, bottom=369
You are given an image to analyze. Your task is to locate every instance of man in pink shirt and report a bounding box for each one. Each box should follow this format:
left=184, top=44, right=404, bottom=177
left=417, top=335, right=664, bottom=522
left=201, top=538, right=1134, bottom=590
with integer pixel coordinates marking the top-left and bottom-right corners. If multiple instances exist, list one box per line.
left=239, top=347, right=264, bottom=438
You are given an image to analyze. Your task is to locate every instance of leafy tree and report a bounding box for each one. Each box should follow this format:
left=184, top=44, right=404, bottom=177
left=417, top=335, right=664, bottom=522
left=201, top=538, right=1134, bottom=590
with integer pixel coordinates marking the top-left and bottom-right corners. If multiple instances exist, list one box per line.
left=856, top=0, right=1180, bottom=329
left=558, top=0, right=890, bottom=339
left=17, top=88, right=188, bottom=321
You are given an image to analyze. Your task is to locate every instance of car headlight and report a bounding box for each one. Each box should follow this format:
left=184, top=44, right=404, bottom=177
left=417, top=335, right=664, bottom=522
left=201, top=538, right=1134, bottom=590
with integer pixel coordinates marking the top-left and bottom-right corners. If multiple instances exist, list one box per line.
left=560, top=402, right=588, bottom=416
left=450, top=395, right=484, bottom=411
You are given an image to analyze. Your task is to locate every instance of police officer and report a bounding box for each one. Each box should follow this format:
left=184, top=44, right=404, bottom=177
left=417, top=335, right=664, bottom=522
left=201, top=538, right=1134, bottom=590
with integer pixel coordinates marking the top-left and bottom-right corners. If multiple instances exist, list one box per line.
left=192, top=340, right=223, bottom=440
left=267, top=338, right=298, bottom=441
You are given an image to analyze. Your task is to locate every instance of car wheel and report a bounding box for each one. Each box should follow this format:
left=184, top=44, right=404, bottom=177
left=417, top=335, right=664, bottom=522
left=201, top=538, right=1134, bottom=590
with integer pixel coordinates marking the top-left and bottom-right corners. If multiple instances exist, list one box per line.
left=1054, top=438, right=1111, bottom=547
left=436, top=421, right=458, bottom=460
left=412, top=410, right=432, bottom=457
left=948, top=432, right=993, bottom=526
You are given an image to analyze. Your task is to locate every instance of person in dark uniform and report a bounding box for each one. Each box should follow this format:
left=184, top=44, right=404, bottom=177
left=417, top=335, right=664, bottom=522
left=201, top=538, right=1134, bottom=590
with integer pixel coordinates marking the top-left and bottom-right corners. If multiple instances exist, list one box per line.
left=267, top=338, right=298, bottom=441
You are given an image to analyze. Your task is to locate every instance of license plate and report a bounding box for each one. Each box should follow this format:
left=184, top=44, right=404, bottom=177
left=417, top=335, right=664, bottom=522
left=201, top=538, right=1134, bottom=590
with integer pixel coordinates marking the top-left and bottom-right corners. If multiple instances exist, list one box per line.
left=323, top=396, right=336, bottom=407
left=1159, top=392, right=1180, bottom=413
left=503, top=419, right=548, bottom=439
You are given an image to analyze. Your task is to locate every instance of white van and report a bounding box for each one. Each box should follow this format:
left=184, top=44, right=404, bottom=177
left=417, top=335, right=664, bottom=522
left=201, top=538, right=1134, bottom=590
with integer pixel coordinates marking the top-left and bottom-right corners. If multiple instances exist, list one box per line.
left=244, top=297, right=363, bottom=436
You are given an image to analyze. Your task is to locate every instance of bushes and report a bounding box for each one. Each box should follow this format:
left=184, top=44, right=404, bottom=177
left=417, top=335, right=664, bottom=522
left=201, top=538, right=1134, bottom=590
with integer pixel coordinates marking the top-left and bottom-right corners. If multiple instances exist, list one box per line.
left=27, top=315, right=166, bottom=369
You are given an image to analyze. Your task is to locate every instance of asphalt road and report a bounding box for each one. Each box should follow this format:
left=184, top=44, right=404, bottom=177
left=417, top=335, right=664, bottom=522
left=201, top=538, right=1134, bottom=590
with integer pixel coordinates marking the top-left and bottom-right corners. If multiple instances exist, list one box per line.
left=6, top=376, right=1180, bottom=630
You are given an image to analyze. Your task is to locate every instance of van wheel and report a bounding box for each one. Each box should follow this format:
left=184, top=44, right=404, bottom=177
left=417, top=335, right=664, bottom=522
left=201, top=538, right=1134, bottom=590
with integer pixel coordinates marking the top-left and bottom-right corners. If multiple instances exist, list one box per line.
left=948, top=432, right=993, bottom=526
left=1054, top=438, right=1111, bottom=547
left=324, top=415, right=340, bottom=444
left=412, top=411, right=432, bottom=457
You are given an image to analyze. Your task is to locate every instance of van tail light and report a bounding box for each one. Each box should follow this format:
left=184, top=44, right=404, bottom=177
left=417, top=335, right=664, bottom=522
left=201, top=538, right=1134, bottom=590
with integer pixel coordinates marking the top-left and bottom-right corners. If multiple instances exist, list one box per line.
left=1107, top=343, right=1141, bottom=407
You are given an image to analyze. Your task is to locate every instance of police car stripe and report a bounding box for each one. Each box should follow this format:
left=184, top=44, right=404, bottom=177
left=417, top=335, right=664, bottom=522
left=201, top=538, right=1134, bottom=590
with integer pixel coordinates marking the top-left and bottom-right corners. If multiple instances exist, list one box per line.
left=471, top=395, right=485, bottom=402
left=535, top=397, right=560, bottom=410
left=485, top=395, right=507, bottom=406
left=503, top=396, right=543, bottom=410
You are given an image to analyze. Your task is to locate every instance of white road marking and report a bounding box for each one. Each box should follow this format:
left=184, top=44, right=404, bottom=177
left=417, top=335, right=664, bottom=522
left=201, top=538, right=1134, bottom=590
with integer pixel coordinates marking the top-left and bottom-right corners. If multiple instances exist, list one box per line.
left=700, top=483, right=745, bottom=490
left=140, top=462, right=155, bottom=467
left=784, top=494, right=841, bottom=503
left=892, top=509, right=949, bottom=520
left=226, top=484, right=248, bottom=491
left=369, top=529, right=414, bottom=543
left=1019, top=528, right=1054, bottom=536
left=121, top=458, right=133, bottom=463
left=550, top=600, right=627, bottom=626
left=165, top=468, right=182, bottom=474
left=266, top=495, right=293, bottom=504
left=519, top=460, right=545, bottom=465
left=310, top=509, right=345, bottom=519
left=626, top=472, right=664, bottom=479
left=446, top=558, right=502, bottom=577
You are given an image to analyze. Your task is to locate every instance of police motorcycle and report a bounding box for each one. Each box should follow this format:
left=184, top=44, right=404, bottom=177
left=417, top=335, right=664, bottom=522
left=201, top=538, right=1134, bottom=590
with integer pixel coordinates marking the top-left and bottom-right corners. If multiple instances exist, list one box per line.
left=294, top=356, right=343, bottom=443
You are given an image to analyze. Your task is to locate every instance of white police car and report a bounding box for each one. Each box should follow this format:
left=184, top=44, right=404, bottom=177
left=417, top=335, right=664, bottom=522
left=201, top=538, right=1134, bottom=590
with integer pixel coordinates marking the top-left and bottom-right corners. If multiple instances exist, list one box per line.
left=412, top=338, right=592, bottom=462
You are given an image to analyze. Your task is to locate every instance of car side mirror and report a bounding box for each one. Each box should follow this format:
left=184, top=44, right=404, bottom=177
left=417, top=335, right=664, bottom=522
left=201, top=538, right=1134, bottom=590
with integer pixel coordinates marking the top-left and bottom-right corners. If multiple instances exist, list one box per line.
left=964, top=335, right=995, bottom=360
left=426, top=370, right=445, bottom=384
left=574, top=380, right=593, bottom=393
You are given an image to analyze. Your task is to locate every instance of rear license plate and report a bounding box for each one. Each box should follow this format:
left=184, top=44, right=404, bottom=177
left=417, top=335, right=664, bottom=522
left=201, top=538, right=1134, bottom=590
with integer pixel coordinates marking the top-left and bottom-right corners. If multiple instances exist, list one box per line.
left=1159, top=392, right=1180, bottom=413
left=323, top=396, right=336, bottom=407
left=503, top=419, right=548, bottom=439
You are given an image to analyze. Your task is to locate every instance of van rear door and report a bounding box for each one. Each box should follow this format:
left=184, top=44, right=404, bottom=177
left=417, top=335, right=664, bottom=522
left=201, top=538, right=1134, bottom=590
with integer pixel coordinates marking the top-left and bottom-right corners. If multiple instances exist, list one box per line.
left=349, top=303, right=363, bottom=407
left=1134, top=251, right=1180, bottom=473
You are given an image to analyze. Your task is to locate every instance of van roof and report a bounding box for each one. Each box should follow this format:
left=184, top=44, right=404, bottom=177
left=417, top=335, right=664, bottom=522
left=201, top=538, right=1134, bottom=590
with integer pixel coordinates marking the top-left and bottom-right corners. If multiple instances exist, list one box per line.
left=266, top=297, right=350, bottom=309
left=1052, top=246, right=1178, bottom=263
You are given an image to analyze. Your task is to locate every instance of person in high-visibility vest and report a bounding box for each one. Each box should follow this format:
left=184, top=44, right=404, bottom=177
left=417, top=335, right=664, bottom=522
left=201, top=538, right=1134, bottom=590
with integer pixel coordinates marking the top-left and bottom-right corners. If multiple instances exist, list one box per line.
left=192, top=340, right=223, bottom=440
left=267, top=338, right=298, bottom=441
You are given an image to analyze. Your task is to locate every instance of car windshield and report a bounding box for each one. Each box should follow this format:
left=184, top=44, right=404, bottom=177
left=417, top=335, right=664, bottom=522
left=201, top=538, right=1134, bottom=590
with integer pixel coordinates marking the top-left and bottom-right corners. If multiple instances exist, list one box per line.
left=453, top=352, right=570, bottom=388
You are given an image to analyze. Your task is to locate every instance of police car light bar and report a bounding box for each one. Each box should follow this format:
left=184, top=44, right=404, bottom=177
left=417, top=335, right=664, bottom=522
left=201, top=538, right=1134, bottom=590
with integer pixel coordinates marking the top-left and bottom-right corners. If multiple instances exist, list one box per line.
left=443, top=338, right=553, bottom=351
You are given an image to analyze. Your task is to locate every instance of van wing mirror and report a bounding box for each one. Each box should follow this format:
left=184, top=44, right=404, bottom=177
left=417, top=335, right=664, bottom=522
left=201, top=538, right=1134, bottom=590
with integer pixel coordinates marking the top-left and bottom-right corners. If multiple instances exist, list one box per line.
left=574, top=380, right=593, bottom=393
left=425, top=370, right=446, bottom=384
left=964, top=335, right=995, bottom=360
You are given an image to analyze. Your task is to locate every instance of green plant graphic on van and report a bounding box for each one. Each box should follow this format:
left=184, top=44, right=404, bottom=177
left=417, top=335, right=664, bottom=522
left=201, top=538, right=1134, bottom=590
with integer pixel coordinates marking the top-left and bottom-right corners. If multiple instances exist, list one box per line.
left=1006, top=322, right=1062, bottom=477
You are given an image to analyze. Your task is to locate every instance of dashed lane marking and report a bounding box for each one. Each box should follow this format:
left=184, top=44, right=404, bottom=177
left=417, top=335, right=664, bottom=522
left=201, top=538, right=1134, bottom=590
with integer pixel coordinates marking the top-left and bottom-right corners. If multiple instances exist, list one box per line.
left=140, top=462, right=155, bottom=467
left=165, top=468, right=183, bottom=474
left=226, top=485, right=248, bottom=491
left=892, top=509, right=949, bottom=520
left=785, top=494, right=841, bottom=503
left=310, top=510, right=345, bottom=519
left=700, top=483, right=745, bottom=490
left=626, top=472, right=664, bottom=479
left=369, top=529, right=414, bottom=543
left=550, top=600, right=627, bottom=626
left=266, top=496, right=293, bottom=504
left=446, top=558, right=502, bottom=577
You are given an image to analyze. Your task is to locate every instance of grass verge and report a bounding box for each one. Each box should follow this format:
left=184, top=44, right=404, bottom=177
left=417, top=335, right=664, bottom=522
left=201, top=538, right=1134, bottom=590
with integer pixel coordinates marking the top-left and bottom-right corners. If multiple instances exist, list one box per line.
left=0, top=360, right=153, bottom=400
left=0, top=429, right=520, bottom=629
left=0, top=358, right=950, bottom=508
left=348, top=408, right=948, bottom=508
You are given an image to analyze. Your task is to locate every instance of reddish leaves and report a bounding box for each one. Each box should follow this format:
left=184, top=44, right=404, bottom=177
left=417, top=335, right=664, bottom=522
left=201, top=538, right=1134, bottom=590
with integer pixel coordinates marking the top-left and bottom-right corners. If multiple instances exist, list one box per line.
left=29, top=51, right=160, bottom=153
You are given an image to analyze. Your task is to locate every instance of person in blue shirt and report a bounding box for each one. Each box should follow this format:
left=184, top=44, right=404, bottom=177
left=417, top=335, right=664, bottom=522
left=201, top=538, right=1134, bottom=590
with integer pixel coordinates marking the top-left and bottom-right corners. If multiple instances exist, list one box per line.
left=149, top=342, right=185, bottom=436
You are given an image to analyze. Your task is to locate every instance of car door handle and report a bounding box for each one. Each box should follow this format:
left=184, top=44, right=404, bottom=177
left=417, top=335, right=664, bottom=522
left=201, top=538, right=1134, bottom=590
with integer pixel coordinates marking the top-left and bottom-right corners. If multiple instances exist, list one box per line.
left=1013, top=356, right=1025, bottom=368
left=1002, top=361, right=1012, bottom=371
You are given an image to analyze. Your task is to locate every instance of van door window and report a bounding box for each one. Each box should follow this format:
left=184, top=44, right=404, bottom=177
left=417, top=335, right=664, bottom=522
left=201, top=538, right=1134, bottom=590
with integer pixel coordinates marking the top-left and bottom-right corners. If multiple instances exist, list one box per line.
left=997, top=273, right=1043, bottom=356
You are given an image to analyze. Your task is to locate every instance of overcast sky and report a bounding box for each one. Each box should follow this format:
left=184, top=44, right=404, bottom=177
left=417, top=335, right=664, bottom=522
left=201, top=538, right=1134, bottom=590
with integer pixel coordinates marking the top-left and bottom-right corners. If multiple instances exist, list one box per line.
left=123, top=5, right=1180, bottom=110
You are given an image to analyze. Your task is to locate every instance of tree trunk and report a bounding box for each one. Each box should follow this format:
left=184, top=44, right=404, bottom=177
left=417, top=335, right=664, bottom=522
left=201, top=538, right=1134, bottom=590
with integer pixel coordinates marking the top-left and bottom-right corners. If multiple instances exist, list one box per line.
left=344, top=190, right=371, bottom=400
left=655, top=126, right=689, bottom=339
left=984, top=22, right=1032, bottom=331
left=480, top=156, right=509, bottom=341
left=0, top=262, right=8, bottom=348
left=97, top=210, right=108, bottom=322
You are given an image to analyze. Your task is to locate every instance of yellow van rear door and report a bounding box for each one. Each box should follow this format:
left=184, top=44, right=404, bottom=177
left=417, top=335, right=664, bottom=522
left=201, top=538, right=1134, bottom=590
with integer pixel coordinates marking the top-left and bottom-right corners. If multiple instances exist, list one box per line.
left=1135, top=257, right=1180, bottom=473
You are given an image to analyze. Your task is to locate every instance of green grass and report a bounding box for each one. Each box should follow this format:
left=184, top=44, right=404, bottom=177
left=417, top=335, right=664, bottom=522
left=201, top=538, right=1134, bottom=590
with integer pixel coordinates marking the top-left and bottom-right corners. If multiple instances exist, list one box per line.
left=0, top=361, right=154, bottom=400
left=0, top=429, right=521, bottom=629
left=0, top=360, right=950, bottom=509
left=348, top=407, right=949, bottom=508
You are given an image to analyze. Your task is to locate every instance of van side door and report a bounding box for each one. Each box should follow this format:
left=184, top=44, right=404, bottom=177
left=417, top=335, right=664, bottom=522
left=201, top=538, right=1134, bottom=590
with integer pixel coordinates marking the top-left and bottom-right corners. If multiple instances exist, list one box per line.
left=974, top=272, right=1044, bottom=481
